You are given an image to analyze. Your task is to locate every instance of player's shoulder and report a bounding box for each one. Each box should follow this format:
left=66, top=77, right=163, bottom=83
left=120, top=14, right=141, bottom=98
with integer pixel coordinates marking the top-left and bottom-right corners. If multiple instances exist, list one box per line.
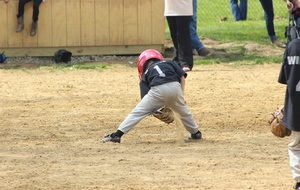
left=151, top=60, right=175, bottom=68
left=154, top=60, right=173, bottom=65
left=161, top=60, right=175, bottom=64
left=288, top=38, right=300, bottom=47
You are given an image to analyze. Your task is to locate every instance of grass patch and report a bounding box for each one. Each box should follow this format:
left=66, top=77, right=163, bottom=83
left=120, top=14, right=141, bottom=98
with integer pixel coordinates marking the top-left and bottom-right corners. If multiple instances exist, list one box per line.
left=36, top=63, right=111, bottom=72
left=164, top=0, right=288, bottom=65
left=194, top=45, right=283, bottom=66
left=165, top=0, right=288, bottom=44
left=0, top=65, right=22, bottom=70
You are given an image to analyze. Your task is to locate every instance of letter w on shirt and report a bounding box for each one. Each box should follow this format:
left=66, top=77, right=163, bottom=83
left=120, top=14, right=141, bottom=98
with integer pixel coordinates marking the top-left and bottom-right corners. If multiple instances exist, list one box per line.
left=287, top=56, right=300, bottom=65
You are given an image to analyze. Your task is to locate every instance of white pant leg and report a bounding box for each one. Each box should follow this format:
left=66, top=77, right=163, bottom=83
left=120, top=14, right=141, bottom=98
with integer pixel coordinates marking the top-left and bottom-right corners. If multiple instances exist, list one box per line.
left=163, top=82, right=199, bottom=134
left=288, top=131, right=300, bottom=183
left=117, top=84, right=169, bottom=134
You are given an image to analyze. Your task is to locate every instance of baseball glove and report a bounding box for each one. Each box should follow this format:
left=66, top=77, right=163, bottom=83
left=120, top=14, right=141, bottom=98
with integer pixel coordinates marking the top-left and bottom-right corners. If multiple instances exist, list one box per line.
left=152, top=106, right=174, bottom=124
left=269, top=106, right=291, bottom=138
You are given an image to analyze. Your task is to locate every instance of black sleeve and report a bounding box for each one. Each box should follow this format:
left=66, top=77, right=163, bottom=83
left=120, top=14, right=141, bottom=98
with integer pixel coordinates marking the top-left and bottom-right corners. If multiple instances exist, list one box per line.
left=139, top=80, right=150, bottom=99
left=278, top=47, right=288, bottom=84
left=170, top=61, right=187, bottom=79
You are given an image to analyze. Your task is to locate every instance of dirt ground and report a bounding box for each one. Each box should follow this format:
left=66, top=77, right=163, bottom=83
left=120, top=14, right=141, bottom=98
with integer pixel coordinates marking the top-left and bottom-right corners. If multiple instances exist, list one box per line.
left=0, top=40, right=295, bottom=190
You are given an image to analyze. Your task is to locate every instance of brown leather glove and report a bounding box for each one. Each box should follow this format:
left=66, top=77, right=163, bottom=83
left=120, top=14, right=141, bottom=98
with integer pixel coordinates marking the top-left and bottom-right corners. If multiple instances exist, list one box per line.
left=269, top=106, right=292, bottom=138
left=152, top=106, right=174, bottom=124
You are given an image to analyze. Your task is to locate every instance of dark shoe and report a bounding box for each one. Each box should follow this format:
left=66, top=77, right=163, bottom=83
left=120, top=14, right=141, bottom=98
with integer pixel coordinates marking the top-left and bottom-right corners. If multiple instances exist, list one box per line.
left=30, top=21, right=38, bottom=36
left=16, top=16, right=24, bottom=32
left=188, top=130, right=202, bottom=139
left=102, top=133, right=121, bottom=143
left=197, top=48, right=211, bottom=56
left=295, top=182, right=300, bottom=190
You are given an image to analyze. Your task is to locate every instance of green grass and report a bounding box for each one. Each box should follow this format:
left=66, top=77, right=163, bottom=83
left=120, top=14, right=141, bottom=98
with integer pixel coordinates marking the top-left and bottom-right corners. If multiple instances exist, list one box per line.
left=167, top=0, right=288, bottom=43
left=193, top=45, right=283, bottom=66
left=167, top=0, right=288, bottom=44
left=165, top=0, right=288, bottom=65
left=35, top=63, right=111, bottom=72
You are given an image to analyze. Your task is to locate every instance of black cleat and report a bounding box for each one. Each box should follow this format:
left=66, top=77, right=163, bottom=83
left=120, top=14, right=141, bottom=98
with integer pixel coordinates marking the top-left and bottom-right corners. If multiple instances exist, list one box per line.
left=102, top=133, right=121, bottom=143
left=188, top=130, right=202, bottom=139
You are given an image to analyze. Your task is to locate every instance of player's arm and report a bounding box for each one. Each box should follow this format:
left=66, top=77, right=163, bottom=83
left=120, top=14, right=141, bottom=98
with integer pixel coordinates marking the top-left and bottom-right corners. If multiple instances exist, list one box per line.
left=180, top=75, right=185, bottom=94
left=284, top=0, right=294, bottom=8
left=278, top=49, right=288, bottom=84
left=139, top=80, right=150, bottom=99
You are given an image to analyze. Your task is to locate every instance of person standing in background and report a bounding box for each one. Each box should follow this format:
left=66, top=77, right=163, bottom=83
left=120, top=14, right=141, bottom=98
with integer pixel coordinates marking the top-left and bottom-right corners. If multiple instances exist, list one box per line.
left=164, top=0, right=194, bottom=72
left=230, top=0, right=247, bottom=21
left=259, top=0, right=286, bottom=48
left=190, top=0, right=211, bottom=57
left=4, top=0, right=44, bottom=36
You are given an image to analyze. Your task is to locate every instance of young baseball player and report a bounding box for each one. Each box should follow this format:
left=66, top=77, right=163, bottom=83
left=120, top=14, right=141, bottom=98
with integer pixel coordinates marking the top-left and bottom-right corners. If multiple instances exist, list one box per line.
left=103, top=49, right=202, bottom=143
left=278, top=38, right=300, bottom=190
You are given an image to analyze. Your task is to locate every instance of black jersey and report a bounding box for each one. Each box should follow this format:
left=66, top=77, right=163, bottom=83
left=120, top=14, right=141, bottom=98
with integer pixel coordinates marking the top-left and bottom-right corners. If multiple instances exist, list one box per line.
left=139, top=60, right=187, bottom=99
left=278, top=38, right=300, bottom=131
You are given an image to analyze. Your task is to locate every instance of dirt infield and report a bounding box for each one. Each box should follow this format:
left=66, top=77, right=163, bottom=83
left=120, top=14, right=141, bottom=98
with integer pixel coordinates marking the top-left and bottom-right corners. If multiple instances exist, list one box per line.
left=1, top=58, right=297, bottom=190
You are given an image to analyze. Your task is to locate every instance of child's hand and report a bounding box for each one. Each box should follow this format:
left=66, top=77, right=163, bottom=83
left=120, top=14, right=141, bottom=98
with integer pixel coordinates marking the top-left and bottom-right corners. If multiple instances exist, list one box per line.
left=4, top=0, right=10, bottom=3
left=289, top=8, right=293, bottom=13
left=287, top=0, right=294, bottom=8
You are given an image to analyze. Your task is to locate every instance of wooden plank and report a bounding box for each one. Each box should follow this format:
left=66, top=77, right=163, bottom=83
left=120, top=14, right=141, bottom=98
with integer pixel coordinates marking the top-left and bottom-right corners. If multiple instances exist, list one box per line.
left=123, top=0, right=138, bottom=45
left=95, top=0, right=109, bottom=46
left=81, top=0, right=95, bottom=46
left=0, top=0, right=165, bottom=55
left=0, top=45, right=164, bottom=57
left=52, top=0, right=67, bottom=46
left=66, top=0, right=81, bottom=46
left=38, top=0, right=52, bottom=47
left=152, top=0, right=165, bottom=44
left=109, top=0, right=124, bottom=45
left=0, top=1, right=8, bottom=47
left=23, top=1, right=38, bottom=47
left=7, top=1, right=23, bottom=47
left=137, top=0, right=152, bottom=45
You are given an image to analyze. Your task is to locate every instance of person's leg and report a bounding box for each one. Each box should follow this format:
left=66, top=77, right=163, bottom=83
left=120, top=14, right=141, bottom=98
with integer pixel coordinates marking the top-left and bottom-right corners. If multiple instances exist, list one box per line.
left=259, top=0, right=276, bottom=41
left=230, top=0, right=241, bottom=21
left=166, top=16, right=180, bottom=66
left=240, top=0, right=247, bottom=20
left=190, top=0, right=205, bottom=51
left=117, top=95, right=164, bottom=134
left=164, top=82, right=199, bottom=134
left=32, top=0, right=43, bottom=22
left=16, top=0, right=32, bottom=32
left=17, top=0, right=32, bottom=18
left=117, top=83, right=181, bottom=134
left=288, top=131, right=300, bottom=186
left=176, top=16, right=194, bottom=70
left=30, top=0, right=42, bottom=36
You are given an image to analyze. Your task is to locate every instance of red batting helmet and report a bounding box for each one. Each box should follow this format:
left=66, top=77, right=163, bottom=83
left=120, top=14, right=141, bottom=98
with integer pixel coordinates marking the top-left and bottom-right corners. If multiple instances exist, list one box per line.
left=138, top=49, right=164, bottom=80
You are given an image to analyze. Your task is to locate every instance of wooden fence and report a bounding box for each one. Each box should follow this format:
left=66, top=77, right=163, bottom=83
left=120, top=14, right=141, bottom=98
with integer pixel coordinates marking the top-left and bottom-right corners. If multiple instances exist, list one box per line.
left=0, top=0, right=165, bottom=57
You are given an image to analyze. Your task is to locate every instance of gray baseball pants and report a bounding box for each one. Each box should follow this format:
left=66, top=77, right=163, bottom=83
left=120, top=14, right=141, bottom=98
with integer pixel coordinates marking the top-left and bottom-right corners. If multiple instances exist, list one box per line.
left=117, top=81, right=199, bottom=134
left=289, top=131, right=300, bottom=183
